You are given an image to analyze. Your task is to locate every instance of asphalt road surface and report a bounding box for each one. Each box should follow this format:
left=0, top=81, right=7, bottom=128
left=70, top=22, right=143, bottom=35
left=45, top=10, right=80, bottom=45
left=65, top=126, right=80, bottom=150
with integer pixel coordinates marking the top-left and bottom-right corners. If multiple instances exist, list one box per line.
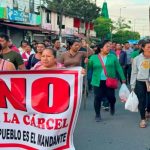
left=74, top=91, right=150, bottom=150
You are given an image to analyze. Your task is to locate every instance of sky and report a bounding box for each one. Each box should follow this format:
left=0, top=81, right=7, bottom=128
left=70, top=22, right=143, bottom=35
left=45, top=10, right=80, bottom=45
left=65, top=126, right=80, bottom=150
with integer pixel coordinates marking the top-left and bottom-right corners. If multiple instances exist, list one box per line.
left=96, top=0, right=150, bottom=37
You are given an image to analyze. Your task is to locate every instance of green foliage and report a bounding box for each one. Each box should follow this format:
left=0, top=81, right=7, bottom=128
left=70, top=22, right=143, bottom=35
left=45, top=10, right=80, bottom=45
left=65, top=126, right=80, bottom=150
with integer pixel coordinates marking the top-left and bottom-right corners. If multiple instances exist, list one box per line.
left=112, top=30, right=140, bottom=44
left=46, top=0, right=100, bottom=21
left=93, top=16, right=113, bottom=40
left=114, top=17, right=131, bottom=32
left=112, top=17, right=140, bottom=43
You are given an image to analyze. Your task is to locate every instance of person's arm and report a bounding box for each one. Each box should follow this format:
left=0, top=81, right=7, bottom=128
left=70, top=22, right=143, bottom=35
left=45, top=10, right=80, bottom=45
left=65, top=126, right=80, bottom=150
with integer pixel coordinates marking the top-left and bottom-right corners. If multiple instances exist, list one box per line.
left=18, top=64, right=26, bottom=70
left=59, top=52, right=65, bottom=64
left=87, top=47, right=94, bottom=56
left=130, top=58, right=138, bottom=90
left=6, top=62, right=16, bottom=71
left=82, top=47, right=93, bottom=58
left=15, top=53, right=26, bottom=70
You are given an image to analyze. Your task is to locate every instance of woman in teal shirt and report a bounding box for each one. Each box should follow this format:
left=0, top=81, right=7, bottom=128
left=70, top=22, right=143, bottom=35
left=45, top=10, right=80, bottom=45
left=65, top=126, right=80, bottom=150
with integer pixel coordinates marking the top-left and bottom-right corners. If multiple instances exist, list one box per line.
left=88, top=40, right=126, bottom=122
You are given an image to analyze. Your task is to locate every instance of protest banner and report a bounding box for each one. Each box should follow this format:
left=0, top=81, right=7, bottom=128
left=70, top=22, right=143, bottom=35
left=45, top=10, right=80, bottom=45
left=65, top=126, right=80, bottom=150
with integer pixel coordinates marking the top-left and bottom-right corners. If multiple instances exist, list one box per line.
left=0, top=67, right=83, bottom=150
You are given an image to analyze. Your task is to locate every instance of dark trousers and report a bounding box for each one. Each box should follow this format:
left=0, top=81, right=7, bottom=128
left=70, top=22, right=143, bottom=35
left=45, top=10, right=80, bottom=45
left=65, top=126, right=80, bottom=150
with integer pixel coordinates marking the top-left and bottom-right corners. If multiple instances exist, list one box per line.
left=94, top=80, right=116, bottom=116
left=135, top=81, right=150, bottom=120
left=124, top=64, right=132, bottom=84
left=88, top=79, right=92, bottom=91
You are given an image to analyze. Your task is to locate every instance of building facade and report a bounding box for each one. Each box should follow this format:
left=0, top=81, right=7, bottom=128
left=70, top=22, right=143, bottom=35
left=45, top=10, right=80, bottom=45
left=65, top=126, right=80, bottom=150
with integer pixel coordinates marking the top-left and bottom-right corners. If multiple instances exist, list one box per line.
left=0, top=1, right=96, bottom=46
left=0, top=0, right=41, bottom=47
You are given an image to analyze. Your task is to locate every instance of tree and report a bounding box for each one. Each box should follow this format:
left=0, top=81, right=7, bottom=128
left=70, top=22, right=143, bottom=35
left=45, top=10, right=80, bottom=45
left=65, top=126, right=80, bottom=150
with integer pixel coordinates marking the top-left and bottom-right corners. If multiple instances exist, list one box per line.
left=93, top=16, right=113, bottom=40
left=45, top=0, right=100, bottom=20
left=114, top=17, right=131, bottom=32
left=80, top=1, right=100, bottom=36
left=111, top=17, right=140, bottom=43
left=112, top=30, right=140, bottom=44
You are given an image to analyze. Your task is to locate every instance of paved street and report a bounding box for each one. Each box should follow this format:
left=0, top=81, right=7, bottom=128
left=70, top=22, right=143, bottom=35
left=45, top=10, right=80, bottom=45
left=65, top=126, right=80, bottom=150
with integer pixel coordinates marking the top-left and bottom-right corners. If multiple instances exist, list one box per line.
left=74, top=91, right=150, bottom=150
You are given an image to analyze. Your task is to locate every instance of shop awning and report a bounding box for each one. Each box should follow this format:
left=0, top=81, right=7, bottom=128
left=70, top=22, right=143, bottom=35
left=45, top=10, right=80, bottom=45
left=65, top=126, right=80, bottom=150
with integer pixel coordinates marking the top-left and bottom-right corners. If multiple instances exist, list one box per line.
left=0, top=22, right=50, bottom=32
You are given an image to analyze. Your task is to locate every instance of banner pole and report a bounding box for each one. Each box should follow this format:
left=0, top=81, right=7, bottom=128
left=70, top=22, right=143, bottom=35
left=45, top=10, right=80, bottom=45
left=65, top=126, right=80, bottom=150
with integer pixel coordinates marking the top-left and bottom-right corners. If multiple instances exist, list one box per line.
left=83, top=70, right=88, bottom=110
left=83, top=43, right=90, bottom=110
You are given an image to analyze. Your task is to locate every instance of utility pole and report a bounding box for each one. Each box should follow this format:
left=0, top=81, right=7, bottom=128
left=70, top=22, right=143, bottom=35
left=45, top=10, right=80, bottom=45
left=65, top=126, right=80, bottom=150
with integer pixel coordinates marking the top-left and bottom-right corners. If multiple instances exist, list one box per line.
left=133, top=19, right=136, bottom=32
left=149, top=6, right=150, bottom=34
left=119, top=7, right=126, bottom=18
left=57, top=0, right=63, bottom=42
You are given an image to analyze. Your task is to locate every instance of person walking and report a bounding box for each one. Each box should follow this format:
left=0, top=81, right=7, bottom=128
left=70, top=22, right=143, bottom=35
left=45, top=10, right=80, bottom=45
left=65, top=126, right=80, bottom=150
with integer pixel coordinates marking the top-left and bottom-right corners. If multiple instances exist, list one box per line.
left=131, top=40, right=145, bottom=61
left=53, top=39, right=66, bottom=62
left=26, top=42, right=45, bottom=69
left=123, top=42, right=133, bottom=84
left=21, top=44, right=35, bottom=68
left=0, top=44, right=16, bottom=71
left=115, top=43, right=127, bottom=82
left=32, top=48, right=63, bottom=70
left=130, top=40, right=150, bottom=128
left=88, top=40, right=126, bottom=122
left=18, top=40, right=29, bottom=55
left=0, top=34, right=25, bottom=70
left=59, top=39, right=93, bottom=67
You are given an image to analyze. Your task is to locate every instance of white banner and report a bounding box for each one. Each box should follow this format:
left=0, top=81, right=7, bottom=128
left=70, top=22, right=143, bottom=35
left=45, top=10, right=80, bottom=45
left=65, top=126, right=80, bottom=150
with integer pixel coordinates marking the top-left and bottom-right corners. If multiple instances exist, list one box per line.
left=0, top=67, right=83, bottom=150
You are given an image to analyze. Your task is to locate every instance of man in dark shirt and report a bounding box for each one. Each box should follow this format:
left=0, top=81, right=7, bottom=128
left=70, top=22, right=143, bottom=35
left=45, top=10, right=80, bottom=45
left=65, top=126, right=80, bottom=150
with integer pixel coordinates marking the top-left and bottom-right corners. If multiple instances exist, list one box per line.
left=0, top=34, right=25, bottom=70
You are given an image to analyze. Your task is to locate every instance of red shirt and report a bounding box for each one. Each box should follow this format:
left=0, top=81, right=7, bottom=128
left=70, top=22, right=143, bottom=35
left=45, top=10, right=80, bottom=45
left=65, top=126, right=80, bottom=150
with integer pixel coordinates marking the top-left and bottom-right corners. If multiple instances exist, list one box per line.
left=116, top=50, right=121, bottom=59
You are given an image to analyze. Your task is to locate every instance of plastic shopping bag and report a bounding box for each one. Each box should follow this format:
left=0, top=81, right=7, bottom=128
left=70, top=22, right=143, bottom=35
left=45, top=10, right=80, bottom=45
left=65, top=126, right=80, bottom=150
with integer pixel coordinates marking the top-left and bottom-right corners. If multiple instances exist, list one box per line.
left=125, top=91, right=139, bottom=112
left=119, top=83, right=130, bottom=102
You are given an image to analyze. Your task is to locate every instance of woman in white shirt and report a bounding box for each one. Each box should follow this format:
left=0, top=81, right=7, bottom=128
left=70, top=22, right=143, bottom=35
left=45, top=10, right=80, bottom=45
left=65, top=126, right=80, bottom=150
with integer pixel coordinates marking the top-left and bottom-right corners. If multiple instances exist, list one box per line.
left=131, top=40, right=150, bottom=128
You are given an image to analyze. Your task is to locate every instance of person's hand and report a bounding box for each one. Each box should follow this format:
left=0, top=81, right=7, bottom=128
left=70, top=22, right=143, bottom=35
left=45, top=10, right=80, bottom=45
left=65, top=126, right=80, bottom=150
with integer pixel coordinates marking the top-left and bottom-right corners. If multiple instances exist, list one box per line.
left=81, top=69, right=86, bottom=76
left=131, top=88, right=134, bottom=92
left=122, top=80, right=126, bottom=84
left=84, top=58, right=88, bottom=64
left=86, top=43, right=89, bottom=48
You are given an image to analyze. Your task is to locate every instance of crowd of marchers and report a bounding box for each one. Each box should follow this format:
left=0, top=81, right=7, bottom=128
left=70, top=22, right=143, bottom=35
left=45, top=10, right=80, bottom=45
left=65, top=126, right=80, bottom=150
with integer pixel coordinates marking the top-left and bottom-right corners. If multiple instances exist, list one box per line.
left=0, top=33, right=150, bottom=128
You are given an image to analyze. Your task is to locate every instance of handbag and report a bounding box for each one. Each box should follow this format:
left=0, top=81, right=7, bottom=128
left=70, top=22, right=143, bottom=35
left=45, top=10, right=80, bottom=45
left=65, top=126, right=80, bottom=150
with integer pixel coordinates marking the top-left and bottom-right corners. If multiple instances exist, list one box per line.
left=98, top=54, right=118, bottom=89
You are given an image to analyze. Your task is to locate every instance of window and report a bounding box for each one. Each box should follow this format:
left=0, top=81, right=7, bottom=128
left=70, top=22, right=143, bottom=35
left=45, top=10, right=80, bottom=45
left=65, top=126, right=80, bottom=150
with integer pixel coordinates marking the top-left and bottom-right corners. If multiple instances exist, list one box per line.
left=46, top=11, right=51, bottom=23
left=57, top=14, right=60, bottom=25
